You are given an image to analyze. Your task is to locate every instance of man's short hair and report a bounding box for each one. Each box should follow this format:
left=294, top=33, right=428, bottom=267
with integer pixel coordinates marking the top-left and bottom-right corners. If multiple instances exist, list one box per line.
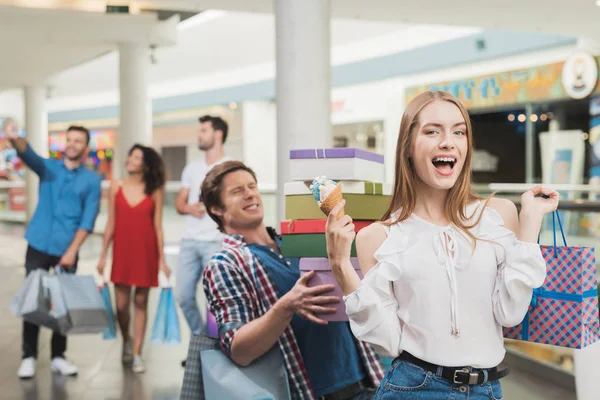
left=66, top=125, right=90, bottom=145
left=199, top=115, right=228, bottom=144
left=201, top=161, right=257, bottom=233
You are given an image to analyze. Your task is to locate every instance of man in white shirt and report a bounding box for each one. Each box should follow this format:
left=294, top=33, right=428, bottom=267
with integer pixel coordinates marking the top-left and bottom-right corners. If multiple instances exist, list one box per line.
left=175, top=115, right=231, bottom=342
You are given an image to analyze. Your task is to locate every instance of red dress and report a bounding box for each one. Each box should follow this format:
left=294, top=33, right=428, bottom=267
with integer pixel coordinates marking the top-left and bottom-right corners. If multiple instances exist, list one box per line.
left=111, top=187, right=159, bottom=287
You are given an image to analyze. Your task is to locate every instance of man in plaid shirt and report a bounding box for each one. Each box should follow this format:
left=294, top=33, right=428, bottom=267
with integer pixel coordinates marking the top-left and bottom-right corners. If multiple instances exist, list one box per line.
left=200, top=161, right=385, bottom=400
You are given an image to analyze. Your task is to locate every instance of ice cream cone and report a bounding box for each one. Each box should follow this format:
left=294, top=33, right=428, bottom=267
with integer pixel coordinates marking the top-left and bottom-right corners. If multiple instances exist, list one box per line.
left=319, top=183, right=344, bottom=219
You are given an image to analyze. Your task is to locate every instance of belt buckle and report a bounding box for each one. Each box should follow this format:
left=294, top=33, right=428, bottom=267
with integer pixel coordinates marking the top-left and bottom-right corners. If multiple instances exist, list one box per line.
left=453, top=368, right=478, bottom=385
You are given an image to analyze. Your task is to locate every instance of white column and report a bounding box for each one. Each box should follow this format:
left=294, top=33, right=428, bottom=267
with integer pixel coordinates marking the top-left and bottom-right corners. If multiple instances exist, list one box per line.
left=24, top=85, right=48, bottom=221
left=116, top=42, right=152, bottom=180
left=384, top=89, right=405, bottom=183
left=275, top=0, right=331, bottom=224
left=242, top=100, right=277, bottom=185
left=575, top=341, right=600, bottom=400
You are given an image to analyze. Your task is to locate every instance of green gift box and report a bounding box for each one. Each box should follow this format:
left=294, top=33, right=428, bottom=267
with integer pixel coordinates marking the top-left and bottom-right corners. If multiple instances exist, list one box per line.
left=361, top=182, right=387, bottom=195
left=281, top=234, right=357, bottom=258
left=284, top=181, right=392, bottom=196
left=285, top=193, right=390, bottom=221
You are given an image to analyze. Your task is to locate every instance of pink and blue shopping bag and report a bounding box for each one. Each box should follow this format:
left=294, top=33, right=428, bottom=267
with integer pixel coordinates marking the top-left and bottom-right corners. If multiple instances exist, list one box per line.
left=503, top=210, right=600, bottom=348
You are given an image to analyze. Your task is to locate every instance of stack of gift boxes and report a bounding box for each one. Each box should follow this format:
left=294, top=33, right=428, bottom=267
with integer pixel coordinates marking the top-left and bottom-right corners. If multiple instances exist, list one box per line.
left=281, top=148, right=391, bottom=321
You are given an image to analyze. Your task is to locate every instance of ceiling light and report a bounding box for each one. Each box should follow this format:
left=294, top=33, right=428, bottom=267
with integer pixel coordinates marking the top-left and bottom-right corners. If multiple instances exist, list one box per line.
left=530, top=114, right=538, bottom=122
left=508, top=114, right=515, bottom=122
left=518, top=114, right=526, bottom=122
left=540, top=114, right=548, bottom=121
left=596, top=0, right=600, bottom=6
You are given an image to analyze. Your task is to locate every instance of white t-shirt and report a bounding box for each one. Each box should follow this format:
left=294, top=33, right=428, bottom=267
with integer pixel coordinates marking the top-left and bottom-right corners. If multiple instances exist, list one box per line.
left=181, top=157, right=231, bottom=241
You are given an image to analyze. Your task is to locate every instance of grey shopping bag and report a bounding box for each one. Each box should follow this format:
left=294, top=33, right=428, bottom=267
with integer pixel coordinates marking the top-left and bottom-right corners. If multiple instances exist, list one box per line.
left=201, top=345, right=291, bottom=400
left=9, top=269, right=64, bottom=331
left=43, top=273, right=70, bottom=333
left=9, top=269, right=42, bottom=318
left=180, top=334, right=220, bottom=400
left=55, top=274, right=109, bottom=334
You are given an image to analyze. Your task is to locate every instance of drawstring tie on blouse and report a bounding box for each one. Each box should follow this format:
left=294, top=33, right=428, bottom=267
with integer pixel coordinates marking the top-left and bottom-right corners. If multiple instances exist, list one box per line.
left=434, top=226, right=461, bottom=337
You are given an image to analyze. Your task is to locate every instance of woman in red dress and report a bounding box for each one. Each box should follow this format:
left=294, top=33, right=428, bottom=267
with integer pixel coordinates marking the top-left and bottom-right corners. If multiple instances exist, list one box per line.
left=97, top=144, right=169, bottom=373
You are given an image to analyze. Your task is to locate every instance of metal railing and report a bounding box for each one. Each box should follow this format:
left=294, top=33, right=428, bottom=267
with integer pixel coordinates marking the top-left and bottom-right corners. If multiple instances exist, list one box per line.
left=473, top=183, right=600, bottom=212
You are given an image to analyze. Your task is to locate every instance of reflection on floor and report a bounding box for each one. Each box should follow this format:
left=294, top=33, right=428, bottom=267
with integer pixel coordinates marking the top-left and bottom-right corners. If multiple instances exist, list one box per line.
left=0, top=223, right=576, bottom=400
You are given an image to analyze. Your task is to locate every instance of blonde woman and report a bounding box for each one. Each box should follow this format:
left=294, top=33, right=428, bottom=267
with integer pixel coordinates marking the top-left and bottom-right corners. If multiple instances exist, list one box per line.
left=326, top=91, right=558, bottom=399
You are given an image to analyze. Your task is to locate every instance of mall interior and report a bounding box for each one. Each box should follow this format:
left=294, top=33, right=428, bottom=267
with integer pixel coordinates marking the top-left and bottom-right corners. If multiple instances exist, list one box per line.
left=1, top=0, right=600, bottom=399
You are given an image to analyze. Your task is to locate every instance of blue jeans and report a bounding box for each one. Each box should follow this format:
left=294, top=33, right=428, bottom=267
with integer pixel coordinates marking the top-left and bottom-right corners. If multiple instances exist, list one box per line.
left=319, top=389, right=376, bottom=400
left=375, top=359, right=503, bottom=400
left=175, top=239, right=222, bottom=335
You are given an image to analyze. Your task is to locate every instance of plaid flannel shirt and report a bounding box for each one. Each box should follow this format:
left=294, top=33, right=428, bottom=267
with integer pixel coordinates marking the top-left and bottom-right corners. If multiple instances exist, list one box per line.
left=203, top=228, right=385, bottom=400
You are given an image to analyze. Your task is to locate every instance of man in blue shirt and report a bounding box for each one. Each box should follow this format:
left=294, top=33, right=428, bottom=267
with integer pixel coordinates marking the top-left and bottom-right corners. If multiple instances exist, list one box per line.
left=5, top=122, right=101, bottom=379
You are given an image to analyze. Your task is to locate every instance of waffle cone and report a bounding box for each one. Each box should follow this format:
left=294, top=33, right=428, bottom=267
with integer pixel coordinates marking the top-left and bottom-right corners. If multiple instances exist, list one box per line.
left=319, top=184, right=344, bottom=219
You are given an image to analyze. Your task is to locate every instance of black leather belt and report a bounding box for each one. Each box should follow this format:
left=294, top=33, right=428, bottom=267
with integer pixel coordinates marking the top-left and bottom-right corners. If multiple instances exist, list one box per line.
left=399, top=352, right=509, bottom=385
left=319, top=378, right=371, bottom=400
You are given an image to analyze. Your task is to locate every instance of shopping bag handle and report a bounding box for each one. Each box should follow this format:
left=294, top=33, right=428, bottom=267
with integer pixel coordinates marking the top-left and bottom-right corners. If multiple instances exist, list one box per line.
left=537, top=209, right=567, bottom=257
left=158, top=270, right=171, bottom=288
left=52, top=265, right=70, bottom=275
left=553, top=210, right=567, bottom=247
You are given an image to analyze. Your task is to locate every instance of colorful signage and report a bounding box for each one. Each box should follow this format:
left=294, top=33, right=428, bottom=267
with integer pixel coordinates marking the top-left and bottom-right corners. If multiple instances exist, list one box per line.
left=48, top=129, right=114, bottom=180
left=48, top=129, right=115, bottom=152
left=405, top=54, right=600, bottom=109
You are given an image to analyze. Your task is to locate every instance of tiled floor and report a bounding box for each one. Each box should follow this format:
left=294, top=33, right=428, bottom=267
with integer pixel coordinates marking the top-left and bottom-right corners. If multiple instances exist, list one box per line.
left=0, top=223, right=190, bottom=400
left=0, top=223, right=577, bottom=400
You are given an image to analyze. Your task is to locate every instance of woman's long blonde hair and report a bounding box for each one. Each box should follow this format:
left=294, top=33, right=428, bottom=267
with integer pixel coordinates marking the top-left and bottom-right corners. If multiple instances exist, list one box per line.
left=382, top=91, right=492, bottom=243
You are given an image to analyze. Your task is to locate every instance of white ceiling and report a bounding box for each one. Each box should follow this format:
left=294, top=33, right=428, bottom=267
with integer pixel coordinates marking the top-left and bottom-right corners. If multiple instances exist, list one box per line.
left=2, top=0, right=599, bottom=99
left=7, top=0, right=595, bottom=38
left=46, top=12, right=420, bottom=98
left=163, top=0, right=600, bottom=40
left=0, top=5, right=177, bottom=88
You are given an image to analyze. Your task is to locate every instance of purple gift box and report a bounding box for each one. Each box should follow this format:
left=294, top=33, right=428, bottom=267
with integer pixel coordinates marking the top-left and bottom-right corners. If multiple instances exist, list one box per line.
left=299, top=257, right=363, bottom=321
left=290, top=148, right=384, bottom=164
left=289, top=147, right=385, bottom=182
left=206, top=309, right=218, bottom=339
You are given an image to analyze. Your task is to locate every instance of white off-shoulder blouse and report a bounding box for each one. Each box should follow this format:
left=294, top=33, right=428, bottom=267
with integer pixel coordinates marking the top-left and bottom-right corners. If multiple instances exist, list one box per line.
left=344, top=201, right=547, bottom=368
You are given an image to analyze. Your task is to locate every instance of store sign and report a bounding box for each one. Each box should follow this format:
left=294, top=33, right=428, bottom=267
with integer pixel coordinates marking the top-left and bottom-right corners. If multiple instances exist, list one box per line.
left=562, top=50, right=598, bottom=100
left=405, top=56, right=600, bottom=109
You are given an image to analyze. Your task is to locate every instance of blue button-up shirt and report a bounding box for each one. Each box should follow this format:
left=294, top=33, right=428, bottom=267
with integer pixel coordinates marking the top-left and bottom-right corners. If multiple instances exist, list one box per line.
left=20, top=145, right=101, bottom=256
